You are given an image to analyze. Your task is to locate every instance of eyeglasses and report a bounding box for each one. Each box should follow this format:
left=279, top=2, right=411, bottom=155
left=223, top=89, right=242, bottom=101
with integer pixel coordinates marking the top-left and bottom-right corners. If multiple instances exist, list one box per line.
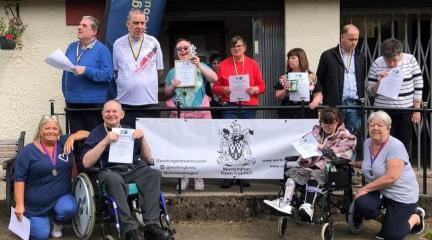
left=231, top=44, right=244, bottom=49
left=42, top=115, right=59, bottom=121
left=176, top=46, right=190, bottom=52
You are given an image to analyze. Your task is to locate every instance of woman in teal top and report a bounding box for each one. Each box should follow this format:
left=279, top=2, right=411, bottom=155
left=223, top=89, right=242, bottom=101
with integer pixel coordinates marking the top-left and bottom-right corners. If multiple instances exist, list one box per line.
left=164, top=38, right=217, bottom=191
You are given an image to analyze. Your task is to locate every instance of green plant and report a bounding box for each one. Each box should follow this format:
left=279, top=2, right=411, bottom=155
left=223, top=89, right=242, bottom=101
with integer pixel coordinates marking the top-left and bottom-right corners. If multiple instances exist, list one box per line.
left=425, top=231, right=432, bottom=239
left=2, top=17, right=26, bottom=50
left=0, top=18, right=6, bottom=34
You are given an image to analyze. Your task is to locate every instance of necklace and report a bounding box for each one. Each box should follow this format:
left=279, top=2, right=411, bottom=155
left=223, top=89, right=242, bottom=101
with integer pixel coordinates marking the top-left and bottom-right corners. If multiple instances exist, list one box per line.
left=339, top=45, right=353, bottom=74
left=232, top=57, right=245, bottom=76
left=128, top=36, right=144, bottom=64
left=40, top=141, right=58, bottom=176
left=76, top=39, right=96, bottom=63
left=368, top=137, right=389, bottom=176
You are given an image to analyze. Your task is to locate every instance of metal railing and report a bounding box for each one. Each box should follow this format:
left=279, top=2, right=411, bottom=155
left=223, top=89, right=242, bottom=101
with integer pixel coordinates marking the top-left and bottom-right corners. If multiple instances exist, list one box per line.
left=49, top=100, right=432, bottom=194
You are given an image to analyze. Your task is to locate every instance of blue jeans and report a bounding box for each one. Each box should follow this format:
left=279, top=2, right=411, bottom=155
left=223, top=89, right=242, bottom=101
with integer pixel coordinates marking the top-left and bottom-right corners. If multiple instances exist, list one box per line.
left=29, top=194, right=77, bottom=240
left=221, top=103, right=257, bottom=119
left=341, top=98, right=361, bottom=133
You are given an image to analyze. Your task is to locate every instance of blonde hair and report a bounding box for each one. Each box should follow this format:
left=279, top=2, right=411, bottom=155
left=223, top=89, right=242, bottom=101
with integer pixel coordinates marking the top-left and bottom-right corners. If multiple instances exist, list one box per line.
left=33, top=115, right=63, bottom=141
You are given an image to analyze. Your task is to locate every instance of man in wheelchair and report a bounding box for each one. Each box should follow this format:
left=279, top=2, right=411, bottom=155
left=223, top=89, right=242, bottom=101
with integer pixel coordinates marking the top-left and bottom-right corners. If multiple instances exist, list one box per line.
left=81, top=100, right=170, bottom=240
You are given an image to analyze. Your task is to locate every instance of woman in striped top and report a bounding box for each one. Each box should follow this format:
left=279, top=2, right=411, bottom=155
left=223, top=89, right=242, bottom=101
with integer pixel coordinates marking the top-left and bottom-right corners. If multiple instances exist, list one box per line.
left=367, top=38, right=423, bottom=156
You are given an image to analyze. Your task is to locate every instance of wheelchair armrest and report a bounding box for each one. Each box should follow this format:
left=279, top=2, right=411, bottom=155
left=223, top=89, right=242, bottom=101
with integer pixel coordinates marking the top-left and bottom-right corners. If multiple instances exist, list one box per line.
left=331, top=158, right=351, bottom=166
left=285, top=156, right=299, bottom=162
left=85, top=167, right=101, bottom=173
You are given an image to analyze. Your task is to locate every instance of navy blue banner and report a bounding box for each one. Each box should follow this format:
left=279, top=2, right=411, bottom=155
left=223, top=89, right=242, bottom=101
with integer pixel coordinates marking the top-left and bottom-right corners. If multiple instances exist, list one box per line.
left=104, top=0, right=166, bottom=52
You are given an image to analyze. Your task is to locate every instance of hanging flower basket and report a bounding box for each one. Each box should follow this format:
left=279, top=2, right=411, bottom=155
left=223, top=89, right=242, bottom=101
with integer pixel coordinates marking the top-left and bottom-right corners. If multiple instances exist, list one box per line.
left=0, top=38, right=16, bottom=50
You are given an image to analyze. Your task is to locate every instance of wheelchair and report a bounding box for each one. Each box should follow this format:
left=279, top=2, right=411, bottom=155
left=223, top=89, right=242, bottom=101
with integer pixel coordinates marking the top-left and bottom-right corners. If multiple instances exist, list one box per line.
left=72, top=169, right=175, bottom=240
left=276, top=157, right=354, bottom=240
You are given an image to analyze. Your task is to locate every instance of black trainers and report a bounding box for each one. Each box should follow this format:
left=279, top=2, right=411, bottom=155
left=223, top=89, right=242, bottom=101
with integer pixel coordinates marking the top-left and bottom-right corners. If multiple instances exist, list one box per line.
left=411, top=207, right=425, bottom=234
left=125, top=229, right=145, bottom=240
left=144, top=224, right=171, bottom=240
left=374, top=232, right=384, bottom=239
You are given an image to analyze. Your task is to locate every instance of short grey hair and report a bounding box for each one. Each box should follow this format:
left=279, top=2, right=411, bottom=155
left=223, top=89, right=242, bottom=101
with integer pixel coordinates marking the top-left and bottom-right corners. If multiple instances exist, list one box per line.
left=82, top=16, right=100, bottom=34
left=367, top=111, right=392, bottom=130
left=381, top=38, right=403, bottom=59
left=127, top=8, right=144, bottom=22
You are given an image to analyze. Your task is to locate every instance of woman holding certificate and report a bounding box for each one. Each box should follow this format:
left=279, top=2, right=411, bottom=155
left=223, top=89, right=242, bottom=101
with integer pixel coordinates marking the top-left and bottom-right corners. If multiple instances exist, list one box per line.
left=274, top=48, right=322, bottom=119
left=14, top=116, right=88, bottom=239
left=263, top=108, right=356, bottom=222
left=212, top=35, right=266, bottom=119
left=164, top=38, right=218, bottom=191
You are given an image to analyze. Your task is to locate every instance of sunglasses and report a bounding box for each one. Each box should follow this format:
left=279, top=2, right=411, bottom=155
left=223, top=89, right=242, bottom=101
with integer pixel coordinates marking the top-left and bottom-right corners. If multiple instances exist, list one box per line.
left=42, top=115, right=59, bottom=121
left=176, top=46, right=190, bottom=52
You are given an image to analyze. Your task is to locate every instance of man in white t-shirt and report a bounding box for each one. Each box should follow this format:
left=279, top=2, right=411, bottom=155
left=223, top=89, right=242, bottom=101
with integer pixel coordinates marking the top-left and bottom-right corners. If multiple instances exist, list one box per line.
left=113, top=8, right=164, bottom=128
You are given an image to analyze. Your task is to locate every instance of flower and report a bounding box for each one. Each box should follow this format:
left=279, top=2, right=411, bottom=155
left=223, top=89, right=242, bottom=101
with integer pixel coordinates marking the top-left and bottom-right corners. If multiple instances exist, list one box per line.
left=0, top=17, right=26, bottom=50
left=3, top=33, right=13, bottom=40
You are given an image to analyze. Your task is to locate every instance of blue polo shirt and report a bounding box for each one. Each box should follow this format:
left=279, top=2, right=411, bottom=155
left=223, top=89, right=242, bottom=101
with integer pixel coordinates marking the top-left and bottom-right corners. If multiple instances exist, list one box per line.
left=14, top=135, right=73, bottom=217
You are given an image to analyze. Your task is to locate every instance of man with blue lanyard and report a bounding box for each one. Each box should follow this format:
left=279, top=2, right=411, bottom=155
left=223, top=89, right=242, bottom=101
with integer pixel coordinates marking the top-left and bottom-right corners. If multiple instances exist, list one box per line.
left=62, top=16, right=114, bottom=133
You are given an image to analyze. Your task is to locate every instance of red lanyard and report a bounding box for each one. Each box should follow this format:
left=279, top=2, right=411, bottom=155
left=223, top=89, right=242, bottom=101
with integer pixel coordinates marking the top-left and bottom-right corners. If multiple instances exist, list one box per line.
left=368, top=137, right=389, bottom=169
left=40, top=142, right=57, bottom=168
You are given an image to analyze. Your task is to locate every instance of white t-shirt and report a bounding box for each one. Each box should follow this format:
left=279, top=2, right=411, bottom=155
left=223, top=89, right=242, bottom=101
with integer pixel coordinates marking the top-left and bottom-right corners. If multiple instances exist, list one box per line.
left=113, top=34, right=164, bottom=105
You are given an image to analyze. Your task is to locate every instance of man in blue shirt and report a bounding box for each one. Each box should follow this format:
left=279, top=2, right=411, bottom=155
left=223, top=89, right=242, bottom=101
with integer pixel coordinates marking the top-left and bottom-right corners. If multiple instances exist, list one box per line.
left=81, top=100, right=170, bottom=240
left=62, top=16, right=113, bottom=133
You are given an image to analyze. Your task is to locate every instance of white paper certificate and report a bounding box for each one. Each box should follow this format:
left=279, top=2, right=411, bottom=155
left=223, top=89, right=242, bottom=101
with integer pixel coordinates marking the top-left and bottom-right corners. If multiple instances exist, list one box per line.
left=175, top=60, right=197, bottom=87
left=292, top=132, right=322, bottom=159
left=288, top=72, right=310, bottom=102
left=377, top=68, right=404, bottom=99
left=44, top=49, right=74, bottom=72
left=9, top=207, right=30, bottom=240
left=229, top=74, right=250, bottom=102
left=108, top=128, right=135, bottom=164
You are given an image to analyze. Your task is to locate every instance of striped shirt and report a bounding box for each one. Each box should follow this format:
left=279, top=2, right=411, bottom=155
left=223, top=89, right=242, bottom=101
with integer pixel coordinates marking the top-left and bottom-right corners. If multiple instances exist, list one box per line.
left=367, top=53, right=423, bottom=108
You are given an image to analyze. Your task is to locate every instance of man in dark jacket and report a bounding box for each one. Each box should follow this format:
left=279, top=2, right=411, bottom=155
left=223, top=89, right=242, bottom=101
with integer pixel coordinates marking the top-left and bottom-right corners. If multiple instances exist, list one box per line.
left=313, top=24, right=368, bottom=134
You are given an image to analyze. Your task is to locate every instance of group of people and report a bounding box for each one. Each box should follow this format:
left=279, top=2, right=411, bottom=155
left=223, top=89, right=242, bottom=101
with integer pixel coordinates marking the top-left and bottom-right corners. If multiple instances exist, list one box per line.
left=13, top=6, right=426, bottom=240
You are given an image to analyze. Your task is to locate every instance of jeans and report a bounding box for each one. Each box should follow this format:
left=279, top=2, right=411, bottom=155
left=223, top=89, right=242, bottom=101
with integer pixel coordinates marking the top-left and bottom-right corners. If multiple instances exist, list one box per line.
left=341, top=98, right=361, bottom=134
left=29, top=194, right=77, bottom=240
left=221, top=103, right=257, bottom=119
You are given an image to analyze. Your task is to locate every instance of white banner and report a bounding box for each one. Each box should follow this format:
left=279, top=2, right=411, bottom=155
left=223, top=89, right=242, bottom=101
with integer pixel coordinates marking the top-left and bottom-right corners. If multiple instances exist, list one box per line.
left=136, top=118, right=318, bottom=179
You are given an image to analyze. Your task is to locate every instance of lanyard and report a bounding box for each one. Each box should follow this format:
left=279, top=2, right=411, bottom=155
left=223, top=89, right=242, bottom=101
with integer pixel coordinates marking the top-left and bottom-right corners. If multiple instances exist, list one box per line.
left=40, top=142, right=57, bottom=168
left=128, top=36, right=144, bottom=62
left=232, top=57, right=245, bottom=77
left=76, top=39, right=95, bottom=63
left=339, top=45, right=353, bottom=74
left=368, top=137, right=389, bottom=170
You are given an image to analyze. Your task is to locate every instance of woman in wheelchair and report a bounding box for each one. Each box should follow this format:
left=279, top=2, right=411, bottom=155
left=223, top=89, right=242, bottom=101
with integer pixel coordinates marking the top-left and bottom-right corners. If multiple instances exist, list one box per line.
left=14, top=115, right=88, bottom=239
left=349, top=111, right=425, bottom=239
left=264, top=107, right=356, bottom=222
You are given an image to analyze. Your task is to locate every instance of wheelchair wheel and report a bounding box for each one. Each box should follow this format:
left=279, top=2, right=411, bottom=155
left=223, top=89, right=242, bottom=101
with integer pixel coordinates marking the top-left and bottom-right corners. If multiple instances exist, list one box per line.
left=72, top=173, right=96, bottom=240
left=347, top=201, right=363, bottom=234
left=321, top=222, right=333, bottom=240
left=277, top=216, right=289, bottom=238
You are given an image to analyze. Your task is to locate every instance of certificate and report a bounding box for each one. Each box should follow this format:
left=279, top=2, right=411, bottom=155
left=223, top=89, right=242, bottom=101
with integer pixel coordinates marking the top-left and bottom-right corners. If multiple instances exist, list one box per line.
left=9, top=207, right=30, bottom=240
left=377, top=68, right=404, bottom=99
left=44, top=49, right=74, bottom=72
left=229, top=74, right=250, bottom=102
left=175, top=60, right=197, bottom=87
left=288, top=72, right=310, bottom=102
left=292, top=132, right=322, bottom=159
left=108, top=128, right=135, bottom=164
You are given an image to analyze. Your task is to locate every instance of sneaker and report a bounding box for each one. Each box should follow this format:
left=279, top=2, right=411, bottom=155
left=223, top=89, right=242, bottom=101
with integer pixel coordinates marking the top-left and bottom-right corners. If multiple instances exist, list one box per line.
left=298, top=203, right=314, bottom=222
left=220, top=179, right=234, bottom=188
left=125, top=229, right=145, bottom=240
left=194, top=178, right=205, bottom=191
left=263, top=198, right=293, bottom=215
left=374, top=232, right=384, bottom=240
left=144, top=224, right=171, bottom=240
left=411, top=207, right=425, bottom=234
left=176, top=178, right=189, bottom=191
left=50, top=222, right=63, bottom=238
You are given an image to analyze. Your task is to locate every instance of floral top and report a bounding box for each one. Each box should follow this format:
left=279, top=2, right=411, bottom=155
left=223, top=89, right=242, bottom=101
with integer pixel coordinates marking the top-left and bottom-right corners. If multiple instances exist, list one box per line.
left=299, top=124, right=357, bottom=170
